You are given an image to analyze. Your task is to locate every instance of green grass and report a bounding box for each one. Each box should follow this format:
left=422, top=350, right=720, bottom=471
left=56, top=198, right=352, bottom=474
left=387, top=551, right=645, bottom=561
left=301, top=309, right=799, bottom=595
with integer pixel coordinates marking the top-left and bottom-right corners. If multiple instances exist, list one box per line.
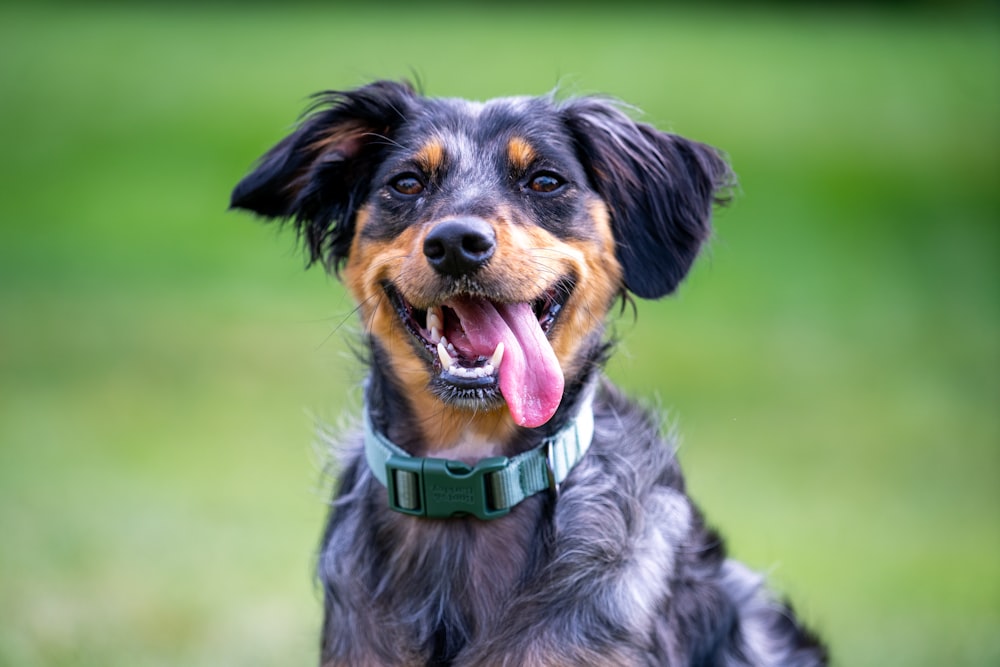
left=1, top=4, right=998, bottom=666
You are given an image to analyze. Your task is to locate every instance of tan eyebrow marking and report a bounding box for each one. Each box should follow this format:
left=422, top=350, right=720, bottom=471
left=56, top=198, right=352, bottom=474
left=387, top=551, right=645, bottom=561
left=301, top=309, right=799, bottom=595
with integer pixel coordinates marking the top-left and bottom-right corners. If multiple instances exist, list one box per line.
left=414, top=139, right=445, bottom=174
left=507, top=136, right=536, bottom=172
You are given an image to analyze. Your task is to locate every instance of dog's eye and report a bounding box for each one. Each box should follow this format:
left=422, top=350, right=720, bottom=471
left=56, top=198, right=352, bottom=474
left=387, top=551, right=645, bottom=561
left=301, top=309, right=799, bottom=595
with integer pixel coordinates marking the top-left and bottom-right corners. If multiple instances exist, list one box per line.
left=390, top=173, right=425, bottom=196
left=527, top=172, right=564, bottom=194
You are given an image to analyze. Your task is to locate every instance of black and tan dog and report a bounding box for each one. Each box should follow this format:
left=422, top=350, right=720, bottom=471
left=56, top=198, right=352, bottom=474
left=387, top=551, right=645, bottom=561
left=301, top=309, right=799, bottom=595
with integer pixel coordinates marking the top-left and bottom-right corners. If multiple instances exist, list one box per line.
left=231, top=80, right=826, bottom=666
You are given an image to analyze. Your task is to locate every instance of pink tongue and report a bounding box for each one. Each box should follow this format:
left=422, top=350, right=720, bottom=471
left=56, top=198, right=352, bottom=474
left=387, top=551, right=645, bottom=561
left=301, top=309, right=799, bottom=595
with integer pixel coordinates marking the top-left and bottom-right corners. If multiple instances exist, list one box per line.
left=447, top=298, right=564, bottom=428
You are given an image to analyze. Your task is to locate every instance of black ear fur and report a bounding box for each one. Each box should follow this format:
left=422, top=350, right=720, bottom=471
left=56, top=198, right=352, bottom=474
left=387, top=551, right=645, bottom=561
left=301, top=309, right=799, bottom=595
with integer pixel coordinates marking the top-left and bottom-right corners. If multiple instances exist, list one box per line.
left=230, top=80, right=416, bottom=271
left=562, top=97, right=734, bottom=299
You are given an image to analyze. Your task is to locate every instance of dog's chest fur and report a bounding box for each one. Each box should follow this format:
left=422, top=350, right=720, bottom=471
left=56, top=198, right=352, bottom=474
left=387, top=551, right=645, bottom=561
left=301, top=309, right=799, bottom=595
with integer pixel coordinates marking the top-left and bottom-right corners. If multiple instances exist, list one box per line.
left=319, top=383, right=725, bottom=667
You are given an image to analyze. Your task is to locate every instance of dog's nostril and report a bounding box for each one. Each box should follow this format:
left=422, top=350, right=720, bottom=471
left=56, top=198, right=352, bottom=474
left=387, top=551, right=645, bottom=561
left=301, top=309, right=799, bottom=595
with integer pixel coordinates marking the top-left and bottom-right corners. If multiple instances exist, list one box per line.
left=423, top=237, right=447, bottom=262
left=461, top=232, right=494, bottom=255
left=423, top=217, right=496, bottom=277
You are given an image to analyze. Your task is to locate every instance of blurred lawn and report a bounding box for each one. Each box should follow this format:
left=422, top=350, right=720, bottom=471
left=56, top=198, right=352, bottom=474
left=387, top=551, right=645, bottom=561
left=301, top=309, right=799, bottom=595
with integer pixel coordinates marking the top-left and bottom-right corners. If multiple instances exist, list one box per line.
left=1, top=3, right=997, bottom=666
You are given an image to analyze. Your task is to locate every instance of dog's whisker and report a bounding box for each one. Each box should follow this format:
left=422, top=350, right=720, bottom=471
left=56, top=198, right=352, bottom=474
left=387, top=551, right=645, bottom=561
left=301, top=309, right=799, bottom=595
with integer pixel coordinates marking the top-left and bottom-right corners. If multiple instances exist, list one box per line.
left=362, top=131, right=406, bottom=151
left=361, top=292, right=383, bottom=338
left=314, top=297, right=377, bottom=351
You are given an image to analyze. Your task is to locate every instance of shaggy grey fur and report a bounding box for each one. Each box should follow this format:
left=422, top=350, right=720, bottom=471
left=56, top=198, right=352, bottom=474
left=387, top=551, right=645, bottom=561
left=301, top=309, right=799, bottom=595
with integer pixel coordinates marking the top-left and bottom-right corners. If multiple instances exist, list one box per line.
left=317, top=378, right=826, bottom=666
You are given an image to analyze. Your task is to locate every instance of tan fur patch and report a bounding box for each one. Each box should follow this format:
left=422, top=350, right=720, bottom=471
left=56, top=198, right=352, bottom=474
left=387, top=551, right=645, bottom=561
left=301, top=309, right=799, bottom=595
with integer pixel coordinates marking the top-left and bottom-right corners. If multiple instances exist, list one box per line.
left=414, top=139, right=445, bottom=174
left=307, top=120, right=370, bottom=155
left=507, top=136, right=536, bottom=172
left=548, top=199, right=622, bottom=379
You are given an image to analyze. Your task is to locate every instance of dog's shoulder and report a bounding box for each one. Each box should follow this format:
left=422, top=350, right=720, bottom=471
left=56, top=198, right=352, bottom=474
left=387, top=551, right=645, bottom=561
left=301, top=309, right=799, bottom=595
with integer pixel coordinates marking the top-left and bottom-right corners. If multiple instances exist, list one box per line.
left=546, top=383, right=827, bottom=666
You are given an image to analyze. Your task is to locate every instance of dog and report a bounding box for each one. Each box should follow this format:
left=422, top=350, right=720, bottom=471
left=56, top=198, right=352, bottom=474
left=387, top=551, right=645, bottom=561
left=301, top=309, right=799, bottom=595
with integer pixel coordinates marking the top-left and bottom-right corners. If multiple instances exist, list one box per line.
left=231, top=80, right=827, bottom=666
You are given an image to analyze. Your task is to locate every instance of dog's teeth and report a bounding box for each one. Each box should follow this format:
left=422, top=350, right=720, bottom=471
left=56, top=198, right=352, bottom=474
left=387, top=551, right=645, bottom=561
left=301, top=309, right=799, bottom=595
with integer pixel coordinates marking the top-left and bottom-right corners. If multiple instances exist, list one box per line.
left=426, top=308, right=442, bottom=342
left=438, top=338, right=454, bottom=369
left=455, top=364, right=489, bottom=379
left=437, top=337, right=503, bottom=379
left=490, top=342, right=505, bottom=369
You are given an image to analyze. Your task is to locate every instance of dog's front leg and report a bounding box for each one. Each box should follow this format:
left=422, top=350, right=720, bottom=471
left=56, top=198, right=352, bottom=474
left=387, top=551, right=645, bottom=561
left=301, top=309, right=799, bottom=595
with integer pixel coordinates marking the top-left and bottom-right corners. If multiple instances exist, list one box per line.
left=455, top=479, right=693, bottom=666
left=453, top=584, right=653, bottom=667
left=456, top=637, right=645, bottom=667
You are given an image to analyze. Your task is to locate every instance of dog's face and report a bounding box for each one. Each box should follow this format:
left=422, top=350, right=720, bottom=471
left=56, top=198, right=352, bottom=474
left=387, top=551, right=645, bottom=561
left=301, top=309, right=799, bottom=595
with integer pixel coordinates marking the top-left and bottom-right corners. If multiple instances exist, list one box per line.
left=340, top=95, right=629, bottom=430
left=231, top=81, right=730, bottom=434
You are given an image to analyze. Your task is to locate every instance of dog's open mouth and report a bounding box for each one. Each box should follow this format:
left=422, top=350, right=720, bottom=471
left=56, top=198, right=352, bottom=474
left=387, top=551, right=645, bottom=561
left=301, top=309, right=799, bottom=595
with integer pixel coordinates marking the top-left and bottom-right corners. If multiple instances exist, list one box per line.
left=383, top=280, right=573, bottom=427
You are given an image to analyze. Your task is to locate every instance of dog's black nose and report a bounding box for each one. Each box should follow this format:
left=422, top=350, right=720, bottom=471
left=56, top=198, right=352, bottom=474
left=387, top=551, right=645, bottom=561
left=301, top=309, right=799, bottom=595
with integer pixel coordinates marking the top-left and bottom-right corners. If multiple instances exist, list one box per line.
left=423, top=217, right=496, bottom=277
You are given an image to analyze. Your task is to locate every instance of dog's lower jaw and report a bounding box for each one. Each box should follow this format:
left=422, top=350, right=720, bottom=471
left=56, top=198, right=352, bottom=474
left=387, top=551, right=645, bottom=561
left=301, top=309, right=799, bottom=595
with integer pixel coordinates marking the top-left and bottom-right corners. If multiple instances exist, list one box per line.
left=364, top=328, right=607, bottom=458
left=365, top=342, right=518, bottom=457
left=383, top=279, right=575, bottom=429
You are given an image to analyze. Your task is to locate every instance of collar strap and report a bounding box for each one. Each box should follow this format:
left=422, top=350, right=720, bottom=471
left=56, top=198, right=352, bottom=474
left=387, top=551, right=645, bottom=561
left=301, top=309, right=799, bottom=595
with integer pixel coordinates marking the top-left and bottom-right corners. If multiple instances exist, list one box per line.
left=363, top=390, right=595, bottom=520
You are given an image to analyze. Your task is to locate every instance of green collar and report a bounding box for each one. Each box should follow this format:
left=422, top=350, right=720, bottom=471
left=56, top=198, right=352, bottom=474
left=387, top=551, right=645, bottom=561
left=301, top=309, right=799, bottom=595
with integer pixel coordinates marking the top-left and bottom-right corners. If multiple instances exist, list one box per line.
left=363, top=389, right=595, bottom=520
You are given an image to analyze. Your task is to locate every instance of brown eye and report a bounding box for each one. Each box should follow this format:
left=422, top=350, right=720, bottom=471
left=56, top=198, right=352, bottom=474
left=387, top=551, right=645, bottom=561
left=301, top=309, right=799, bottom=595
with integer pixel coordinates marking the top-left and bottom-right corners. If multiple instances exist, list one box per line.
left=528, top=172, right=564, bottom=194
left=390, top=174, right=424, bottom=196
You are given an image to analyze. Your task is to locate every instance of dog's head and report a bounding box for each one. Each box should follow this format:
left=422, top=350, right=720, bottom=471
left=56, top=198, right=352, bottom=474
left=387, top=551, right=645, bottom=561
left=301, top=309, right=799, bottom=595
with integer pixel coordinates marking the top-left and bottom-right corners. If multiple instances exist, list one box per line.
left=232, top=80, right=731, bottom=431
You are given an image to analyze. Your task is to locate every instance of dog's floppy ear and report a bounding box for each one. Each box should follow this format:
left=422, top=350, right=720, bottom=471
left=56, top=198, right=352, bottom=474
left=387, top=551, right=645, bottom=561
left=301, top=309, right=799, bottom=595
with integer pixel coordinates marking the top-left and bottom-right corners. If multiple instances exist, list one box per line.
left=230, top=80, right=416, bottom=271
left=562, top=97, right=733, bottom=299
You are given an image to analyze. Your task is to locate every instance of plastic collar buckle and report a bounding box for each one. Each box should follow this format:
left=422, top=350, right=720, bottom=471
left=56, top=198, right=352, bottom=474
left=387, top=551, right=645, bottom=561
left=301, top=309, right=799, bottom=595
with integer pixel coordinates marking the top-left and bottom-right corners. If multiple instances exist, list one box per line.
left=385, top=455, right=511, bottom=520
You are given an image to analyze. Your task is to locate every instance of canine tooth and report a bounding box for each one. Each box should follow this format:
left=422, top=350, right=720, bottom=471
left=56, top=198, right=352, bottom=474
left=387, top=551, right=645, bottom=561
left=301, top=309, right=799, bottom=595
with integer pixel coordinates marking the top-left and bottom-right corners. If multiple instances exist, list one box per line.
left=481, top=363, right=494, bottom=376
left=426, top=308, right=442, bottom=341
left=438, top=338, right=453, bottom=368
left=490, top=342, right=505, bottom=369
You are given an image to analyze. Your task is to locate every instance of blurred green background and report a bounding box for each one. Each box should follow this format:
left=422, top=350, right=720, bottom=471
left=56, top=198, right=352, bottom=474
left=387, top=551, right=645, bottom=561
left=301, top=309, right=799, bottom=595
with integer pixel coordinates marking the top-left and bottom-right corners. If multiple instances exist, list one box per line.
left=1, top=3, right=997, bottom=666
